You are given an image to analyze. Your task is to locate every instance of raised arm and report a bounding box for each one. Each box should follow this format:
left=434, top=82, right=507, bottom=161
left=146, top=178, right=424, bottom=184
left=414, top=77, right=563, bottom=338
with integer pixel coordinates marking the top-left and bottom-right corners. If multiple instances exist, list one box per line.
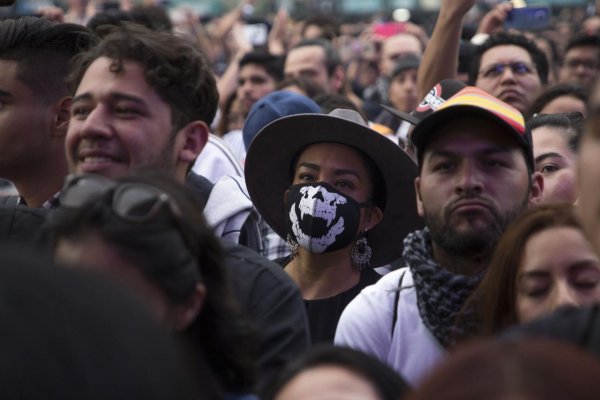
left=417, top=0, right=475, bottom=99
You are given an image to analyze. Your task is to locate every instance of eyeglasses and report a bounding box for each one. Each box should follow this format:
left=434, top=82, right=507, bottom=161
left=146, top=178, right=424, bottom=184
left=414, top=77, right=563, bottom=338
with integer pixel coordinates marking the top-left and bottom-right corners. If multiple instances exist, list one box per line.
left=60, top=174, right=184, bottom=225
left=478, top=62, right=536, bottom=79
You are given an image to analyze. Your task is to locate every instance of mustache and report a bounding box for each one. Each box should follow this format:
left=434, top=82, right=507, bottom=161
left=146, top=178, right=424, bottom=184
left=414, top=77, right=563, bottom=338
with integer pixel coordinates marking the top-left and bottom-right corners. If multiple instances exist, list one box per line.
left=445, top=194, right=496, bottom=216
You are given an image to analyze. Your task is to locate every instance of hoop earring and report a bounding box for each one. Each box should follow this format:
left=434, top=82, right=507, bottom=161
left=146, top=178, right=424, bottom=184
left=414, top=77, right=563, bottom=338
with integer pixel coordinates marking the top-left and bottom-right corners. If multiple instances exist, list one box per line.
left=287, top=234, right=299, bottom=258
left=351, top=234, right=372, bottom=271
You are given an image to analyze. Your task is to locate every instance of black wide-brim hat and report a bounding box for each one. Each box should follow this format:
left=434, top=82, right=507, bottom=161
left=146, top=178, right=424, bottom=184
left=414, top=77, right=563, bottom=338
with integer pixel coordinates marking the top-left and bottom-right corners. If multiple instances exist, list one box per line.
left=245, top=108, right=423, bottom=267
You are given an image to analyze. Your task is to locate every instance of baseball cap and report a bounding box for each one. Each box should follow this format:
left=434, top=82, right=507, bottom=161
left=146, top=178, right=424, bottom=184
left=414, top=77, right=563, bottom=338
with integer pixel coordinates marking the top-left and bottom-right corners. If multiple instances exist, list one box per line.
left=390, top=54, right=420, bottom=79
left=381, top=79, right=467, bottom=125
left=242, top=90, right=321, bottom=151
left=410, top=85, right=533, bottom=169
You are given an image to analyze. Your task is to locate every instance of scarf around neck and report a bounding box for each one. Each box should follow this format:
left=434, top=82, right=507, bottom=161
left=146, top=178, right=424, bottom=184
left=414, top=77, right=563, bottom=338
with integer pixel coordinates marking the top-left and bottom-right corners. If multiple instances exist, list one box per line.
left=403, top=228, right=483, bottom=348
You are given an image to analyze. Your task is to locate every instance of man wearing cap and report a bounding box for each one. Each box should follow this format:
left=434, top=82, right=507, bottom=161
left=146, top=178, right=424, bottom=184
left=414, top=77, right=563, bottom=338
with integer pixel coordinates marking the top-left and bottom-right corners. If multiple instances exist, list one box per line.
left=335, top=83, right=543, bottom=385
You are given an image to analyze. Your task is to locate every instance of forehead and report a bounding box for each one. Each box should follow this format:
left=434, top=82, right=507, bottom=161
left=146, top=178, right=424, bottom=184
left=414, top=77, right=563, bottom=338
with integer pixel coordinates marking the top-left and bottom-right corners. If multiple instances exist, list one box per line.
left=480, top=44, right=534, bottom=67
left=532, top=126, right=571, bottom=152
left=540, top=95, right=587, bottom=116
left=295, top=142, right=371, bottom=172
left=565, top=44, right=599, bottom=58
left=383, top=34, right=422, bottom=56
left=286, top=45, right=326, bottom=69
left=76, top=57, right=154, bottom=95
left=424, top=117, right=522, bottom=156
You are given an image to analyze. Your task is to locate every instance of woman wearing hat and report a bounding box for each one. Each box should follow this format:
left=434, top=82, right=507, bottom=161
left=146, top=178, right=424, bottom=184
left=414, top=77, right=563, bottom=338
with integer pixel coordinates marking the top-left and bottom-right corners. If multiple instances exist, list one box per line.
left=245, top=108, right=422, bottom=343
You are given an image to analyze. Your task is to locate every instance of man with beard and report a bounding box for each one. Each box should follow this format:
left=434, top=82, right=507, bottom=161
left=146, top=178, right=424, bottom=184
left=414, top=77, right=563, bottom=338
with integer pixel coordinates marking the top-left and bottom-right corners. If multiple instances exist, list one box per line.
left=334, top=83, right=543, bottom=386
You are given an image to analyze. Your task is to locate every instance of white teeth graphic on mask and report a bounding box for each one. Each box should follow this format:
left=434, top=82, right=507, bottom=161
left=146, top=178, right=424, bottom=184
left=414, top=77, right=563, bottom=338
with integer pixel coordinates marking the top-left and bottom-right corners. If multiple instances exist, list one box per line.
left=298, top=185, right=347, bottom=228
left=289, top=185, right=348, bottom=252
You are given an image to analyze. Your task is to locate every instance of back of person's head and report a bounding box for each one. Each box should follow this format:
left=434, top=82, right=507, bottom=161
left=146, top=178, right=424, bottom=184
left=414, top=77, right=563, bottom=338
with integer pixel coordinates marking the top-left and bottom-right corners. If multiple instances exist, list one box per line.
left=266, top=345, right=409, bottom=400
left=408, top=338, right=600, bottom=400
left=468, top=32, right=549, bottom=86
left=0, top=245, right=208, bottom=400
left=0, top=16, right=96, bottom=101
left=527, top=83, right=588, bottom=118
left=527, top=111, right=585, bottom=152
left=239, top=51, right=284, bottom=81
left=129, top=4, right=173, bottom=32
left=48, top=172, right=256, bottom=393
left=301, top=15, right=340, bottom=41
left=276, top=75, right=326, bottom=99
left=291, top=38, right=342, bottom=76
left=471, top=203, right=582, bottom=336
left=68, top=22, right=218, bottom=131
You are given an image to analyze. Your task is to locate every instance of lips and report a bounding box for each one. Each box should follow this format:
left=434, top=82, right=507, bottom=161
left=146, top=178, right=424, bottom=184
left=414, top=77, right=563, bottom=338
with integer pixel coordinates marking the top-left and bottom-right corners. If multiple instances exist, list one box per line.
left=75, top=148, right=125, bottom=173
left=449, top=199, right=493, bottom=215
left=498, top=89, right=522, bottom=101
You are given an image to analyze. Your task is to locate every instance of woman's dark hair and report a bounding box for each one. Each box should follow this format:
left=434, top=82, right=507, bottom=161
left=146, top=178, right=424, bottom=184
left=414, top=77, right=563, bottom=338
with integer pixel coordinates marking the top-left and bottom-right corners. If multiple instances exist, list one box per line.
left=407, top=338, right=600, bottom=400
left=462, top=204, right=582, bottom=337
left=526, top=83, right=588, bottom=120
left=527, top=111, right=585, bottom=152
left=265, top=345, right=410, bottom=400
left=48, top=173, right=256, bottom=393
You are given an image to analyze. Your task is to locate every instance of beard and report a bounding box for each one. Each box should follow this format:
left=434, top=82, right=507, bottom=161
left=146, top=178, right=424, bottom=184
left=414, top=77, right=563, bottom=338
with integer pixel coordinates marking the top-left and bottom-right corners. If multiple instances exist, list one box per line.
left=423, top=193, right=530, bottom=258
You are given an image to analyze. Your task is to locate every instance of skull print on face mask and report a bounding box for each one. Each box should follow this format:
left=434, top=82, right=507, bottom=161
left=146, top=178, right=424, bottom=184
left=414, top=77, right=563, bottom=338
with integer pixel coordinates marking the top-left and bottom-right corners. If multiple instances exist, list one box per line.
left=285, top=182, right=369, bottom=253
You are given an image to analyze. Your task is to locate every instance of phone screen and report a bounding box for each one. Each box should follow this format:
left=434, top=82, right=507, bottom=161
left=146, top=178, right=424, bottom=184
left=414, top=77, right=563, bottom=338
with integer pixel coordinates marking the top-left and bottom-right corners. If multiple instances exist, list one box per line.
left=243, top=23, right=268, bottom=47
left=505, top=6, right=551, bottom=31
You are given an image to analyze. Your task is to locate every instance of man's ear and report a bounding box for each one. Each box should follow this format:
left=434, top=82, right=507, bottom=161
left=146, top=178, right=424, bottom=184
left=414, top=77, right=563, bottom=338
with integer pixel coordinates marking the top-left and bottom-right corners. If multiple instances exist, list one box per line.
left=172, top=283, right=206, bottom=332
left=52, top=97, right=72, bottom=137
left=177, top=121, right=209, bottom=163
left=415, top=176, right=425, bottom=217
left=528, top=171, right=544, bottom=206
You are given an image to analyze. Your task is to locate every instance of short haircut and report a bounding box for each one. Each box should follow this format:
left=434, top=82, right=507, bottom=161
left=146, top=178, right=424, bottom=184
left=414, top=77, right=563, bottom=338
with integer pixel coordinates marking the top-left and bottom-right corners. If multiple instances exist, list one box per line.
left=468, top=32, right=549, bottom=86
left=527, top=111, right=585, bottom=152
left=0, top=17, right=96, bottom=102
left=239, top=51, right=284, bottom=82
left=290, top=38, right=342, bottom=77
left=564, top=32, right=600, bottom=54
left=68, top=23, right=218, bottom=131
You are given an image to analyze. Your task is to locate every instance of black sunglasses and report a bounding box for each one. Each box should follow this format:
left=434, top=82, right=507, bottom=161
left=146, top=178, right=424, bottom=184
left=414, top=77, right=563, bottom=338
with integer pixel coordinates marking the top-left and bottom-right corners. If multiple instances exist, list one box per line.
left=60, top=174, right=184, bottom=225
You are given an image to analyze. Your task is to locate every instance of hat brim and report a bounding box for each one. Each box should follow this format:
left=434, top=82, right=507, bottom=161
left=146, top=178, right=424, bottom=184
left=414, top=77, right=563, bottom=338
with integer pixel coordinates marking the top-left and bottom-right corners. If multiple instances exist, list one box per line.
left=245, top=112, right=423, bottom=267
left=411, top=105, right=534, bottom=169
left=380, top=104, right=421, bottom=125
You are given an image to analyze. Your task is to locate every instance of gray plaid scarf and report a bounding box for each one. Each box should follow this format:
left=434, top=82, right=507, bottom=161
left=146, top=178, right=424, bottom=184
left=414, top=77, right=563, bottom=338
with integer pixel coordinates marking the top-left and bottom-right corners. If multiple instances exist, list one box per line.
left=403, top=228, right=482, bottom=348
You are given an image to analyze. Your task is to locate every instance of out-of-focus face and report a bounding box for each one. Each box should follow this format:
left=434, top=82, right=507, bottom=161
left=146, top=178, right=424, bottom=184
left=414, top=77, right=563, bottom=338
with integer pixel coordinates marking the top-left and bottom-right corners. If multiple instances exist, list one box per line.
left=0, top=60, right=57, bottom=178
left=516, top=226, right=600, bottom=323
left=475, top=45, right=544, bottom=114
left=388, top=68, right=418, bottom=113
left=380, top=34, right=422, bottom=77
left=285, top=45, right=332, bottom=93
left=532, top=126, right=577, bottom=204
left=559, top=45, right=600, bottom=88
left=539, top=95, right=587, bottom=117
left=274, top=365, right=381, bottom=400
left=416, top=118, right=539, bottom=257
left=66, top=57, right=198, bottom=181
left=237, top=63, right=277, bottom=114
left=578, top=83, right=600, bottom=254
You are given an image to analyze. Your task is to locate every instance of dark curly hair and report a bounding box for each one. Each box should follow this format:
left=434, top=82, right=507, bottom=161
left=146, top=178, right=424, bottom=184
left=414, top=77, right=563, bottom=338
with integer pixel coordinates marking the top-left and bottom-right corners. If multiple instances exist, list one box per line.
left=68, top=23, right=218, bottom=131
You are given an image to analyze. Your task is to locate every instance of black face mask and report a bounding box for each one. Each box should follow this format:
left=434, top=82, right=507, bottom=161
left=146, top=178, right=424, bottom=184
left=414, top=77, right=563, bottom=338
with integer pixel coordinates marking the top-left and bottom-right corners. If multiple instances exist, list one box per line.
left=285, top=182, right=370, bottom=253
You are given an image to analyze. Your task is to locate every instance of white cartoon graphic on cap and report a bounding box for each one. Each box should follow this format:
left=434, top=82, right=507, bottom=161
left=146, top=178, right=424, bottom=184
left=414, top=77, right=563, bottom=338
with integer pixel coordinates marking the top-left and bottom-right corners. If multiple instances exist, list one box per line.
left=289, top=185, right=347, bottom=252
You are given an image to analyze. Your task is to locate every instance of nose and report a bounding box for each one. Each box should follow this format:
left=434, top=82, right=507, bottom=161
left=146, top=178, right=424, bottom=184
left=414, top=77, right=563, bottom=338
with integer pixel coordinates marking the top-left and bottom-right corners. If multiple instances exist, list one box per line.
left=499, top=65, right=517, bottom=83
left=455, top=161, right=483, bottom=196
left=79, top=105, right=112, bottom=139
left=551, top=284, right=579, bottom=311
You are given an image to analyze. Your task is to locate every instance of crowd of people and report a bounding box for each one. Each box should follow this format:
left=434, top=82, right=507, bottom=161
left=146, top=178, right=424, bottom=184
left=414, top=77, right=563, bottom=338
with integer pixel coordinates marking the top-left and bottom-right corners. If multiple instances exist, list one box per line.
left=3, top=0, right=600, bottom=398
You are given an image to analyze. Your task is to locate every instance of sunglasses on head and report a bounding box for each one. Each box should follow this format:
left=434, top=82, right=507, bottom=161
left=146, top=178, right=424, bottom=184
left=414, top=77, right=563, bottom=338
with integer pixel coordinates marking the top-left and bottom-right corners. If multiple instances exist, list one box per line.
left=60, top=174, right=184, bottom=225
left=479, top=62, right=535, bottom=79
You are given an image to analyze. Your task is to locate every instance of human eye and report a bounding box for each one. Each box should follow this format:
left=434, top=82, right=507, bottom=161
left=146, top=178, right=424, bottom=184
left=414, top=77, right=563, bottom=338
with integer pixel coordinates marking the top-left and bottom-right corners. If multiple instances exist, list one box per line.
left=114, top=105, right=141, bottom=117
left=482, top=64, right=502, bottom=78
left=432, top=161, right=455, bottom=173
left=572, top=266, right=600, bottom=290
left=539, top=164, right=559, bottom=174
left=513, top=62, right=532, bottom=75
left=335, top=180, right=355, bottom=190
left=71, top=104, right=91, bottom=119
left=296, top=172, right=316, bottom=183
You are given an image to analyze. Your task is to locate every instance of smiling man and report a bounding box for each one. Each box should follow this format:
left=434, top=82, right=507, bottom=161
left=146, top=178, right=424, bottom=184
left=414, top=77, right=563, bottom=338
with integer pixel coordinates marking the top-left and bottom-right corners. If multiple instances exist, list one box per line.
left=335, top=83, right=543, bottom=385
